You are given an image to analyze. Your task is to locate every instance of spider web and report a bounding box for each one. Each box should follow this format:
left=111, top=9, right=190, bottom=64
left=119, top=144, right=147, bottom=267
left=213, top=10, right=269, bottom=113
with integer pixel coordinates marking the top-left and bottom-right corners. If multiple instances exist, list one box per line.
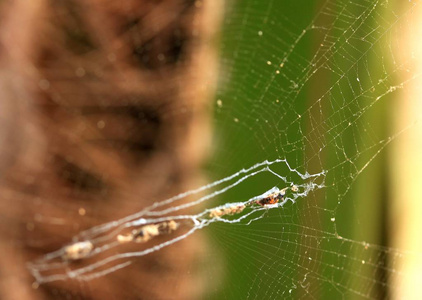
left=20, top=0, right=422, bottom=299
left=207, top=0, right=422, bottom=298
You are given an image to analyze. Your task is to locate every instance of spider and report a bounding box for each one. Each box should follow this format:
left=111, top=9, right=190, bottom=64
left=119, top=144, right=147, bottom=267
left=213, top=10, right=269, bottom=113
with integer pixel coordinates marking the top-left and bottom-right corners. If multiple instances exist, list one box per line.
left=256, top=190, right=285, bottom=207
left=255, top=185, right=299, bottom=207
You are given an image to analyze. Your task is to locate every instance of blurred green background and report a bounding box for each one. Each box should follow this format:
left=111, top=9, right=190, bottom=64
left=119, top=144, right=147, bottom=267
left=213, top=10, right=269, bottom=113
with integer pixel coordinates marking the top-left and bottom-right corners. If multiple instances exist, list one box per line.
left=204, top=0, right=397, bottom=298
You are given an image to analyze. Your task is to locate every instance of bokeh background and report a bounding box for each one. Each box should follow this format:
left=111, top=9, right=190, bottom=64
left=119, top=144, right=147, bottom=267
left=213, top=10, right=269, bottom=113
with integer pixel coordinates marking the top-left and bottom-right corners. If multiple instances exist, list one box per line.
left=0, top=0, right=421, bottom=299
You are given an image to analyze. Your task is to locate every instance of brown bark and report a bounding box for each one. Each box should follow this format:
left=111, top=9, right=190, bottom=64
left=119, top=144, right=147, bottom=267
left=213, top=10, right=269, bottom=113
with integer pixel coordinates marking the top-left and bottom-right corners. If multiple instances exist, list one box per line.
left=0, top=0, right=221, bottom=299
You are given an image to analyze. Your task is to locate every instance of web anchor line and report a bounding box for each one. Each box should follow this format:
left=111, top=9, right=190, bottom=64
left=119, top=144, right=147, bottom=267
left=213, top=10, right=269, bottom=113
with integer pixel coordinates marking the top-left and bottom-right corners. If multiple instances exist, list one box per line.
left=27, top=159, right=325, bottom=284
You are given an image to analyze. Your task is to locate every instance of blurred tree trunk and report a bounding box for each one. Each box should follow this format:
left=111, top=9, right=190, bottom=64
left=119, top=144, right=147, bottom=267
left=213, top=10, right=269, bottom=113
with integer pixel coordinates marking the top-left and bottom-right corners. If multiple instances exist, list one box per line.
left=0, top=0, right=221, bottom=299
